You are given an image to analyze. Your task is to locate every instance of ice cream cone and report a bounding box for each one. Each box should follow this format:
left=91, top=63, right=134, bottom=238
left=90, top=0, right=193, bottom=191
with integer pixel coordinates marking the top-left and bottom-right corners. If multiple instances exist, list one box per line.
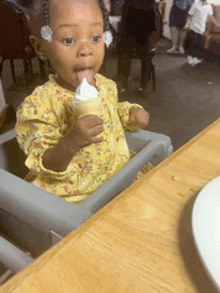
left=73, top=98, right=101, bottom=118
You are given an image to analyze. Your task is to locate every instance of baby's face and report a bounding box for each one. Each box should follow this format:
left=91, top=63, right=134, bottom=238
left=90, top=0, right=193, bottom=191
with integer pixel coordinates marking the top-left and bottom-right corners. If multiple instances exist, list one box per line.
left=43, top=0, right=104, bottom=90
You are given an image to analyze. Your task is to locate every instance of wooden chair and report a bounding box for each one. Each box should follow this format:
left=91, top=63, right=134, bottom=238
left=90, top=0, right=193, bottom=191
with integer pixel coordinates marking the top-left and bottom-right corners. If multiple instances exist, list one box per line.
left=0, top=77, right=9, bottom=132
left=203, top=5, right=220, bottom=55
left=0, top=0, right=45, bottom=84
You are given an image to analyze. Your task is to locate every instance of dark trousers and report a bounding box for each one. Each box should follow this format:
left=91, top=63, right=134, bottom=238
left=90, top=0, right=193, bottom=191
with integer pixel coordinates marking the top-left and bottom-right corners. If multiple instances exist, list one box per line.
left=184, top=29, right=207, bottom=59
left=117, top=7, right=155, bottom=89
left=118, top=43, right=152, bottom=89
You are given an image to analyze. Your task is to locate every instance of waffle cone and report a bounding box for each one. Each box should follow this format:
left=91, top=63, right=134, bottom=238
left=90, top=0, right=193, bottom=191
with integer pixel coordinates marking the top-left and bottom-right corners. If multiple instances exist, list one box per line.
left=73, top=99, right=101, bottom=118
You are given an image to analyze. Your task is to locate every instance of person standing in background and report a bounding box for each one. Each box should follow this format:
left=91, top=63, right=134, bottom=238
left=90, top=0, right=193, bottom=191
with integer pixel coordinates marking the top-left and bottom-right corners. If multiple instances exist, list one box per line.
left=116, top=0, right=157, bottom=96
left=184, top=0, right=220, bottom=66
left=166, top=0, right=195, bottom=54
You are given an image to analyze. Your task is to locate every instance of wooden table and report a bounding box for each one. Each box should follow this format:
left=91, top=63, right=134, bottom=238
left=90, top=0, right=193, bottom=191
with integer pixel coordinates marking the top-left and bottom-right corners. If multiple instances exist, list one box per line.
left=1, top=119, right=220, bottom=293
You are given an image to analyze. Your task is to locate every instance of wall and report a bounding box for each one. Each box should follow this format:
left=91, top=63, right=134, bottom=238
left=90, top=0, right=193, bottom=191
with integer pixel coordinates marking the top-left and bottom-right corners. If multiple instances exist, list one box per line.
left=209, top=0, right=220, bottom=3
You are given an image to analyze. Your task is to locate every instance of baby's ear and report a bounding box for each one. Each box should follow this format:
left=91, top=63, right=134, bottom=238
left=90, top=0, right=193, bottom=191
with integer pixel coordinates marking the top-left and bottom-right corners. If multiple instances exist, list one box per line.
left=29, top=35, right=48, bottom=62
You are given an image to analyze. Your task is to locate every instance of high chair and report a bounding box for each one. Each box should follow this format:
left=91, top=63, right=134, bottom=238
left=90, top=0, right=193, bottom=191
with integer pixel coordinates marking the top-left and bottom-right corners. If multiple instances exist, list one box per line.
left=0, top=128, right=173, bottom=277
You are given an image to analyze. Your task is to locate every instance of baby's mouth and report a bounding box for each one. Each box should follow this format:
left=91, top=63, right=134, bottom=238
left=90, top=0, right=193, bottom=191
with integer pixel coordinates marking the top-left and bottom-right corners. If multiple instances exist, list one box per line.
left=75, top=67, right=95, bottom=85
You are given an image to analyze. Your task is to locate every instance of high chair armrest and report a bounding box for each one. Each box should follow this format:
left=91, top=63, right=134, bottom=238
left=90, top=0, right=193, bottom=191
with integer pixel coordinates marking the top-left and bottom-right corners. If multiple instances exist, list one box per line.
left=83, top=130, right=173, bottom=214
left=125, top=129, right=172, bottom=155
left=0, top=169, right=93, bottom=236
left=0, top=128, right=16, bottom=144
left=0, top=236, right=34, bottom=273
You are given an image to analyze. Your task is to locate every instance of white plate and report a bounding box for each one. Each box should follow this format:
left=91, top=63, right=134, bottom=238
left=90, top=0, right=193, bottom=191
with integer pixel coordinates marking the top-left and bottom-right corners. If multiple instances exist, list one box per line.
left=192, top=176, right=220, bottom=290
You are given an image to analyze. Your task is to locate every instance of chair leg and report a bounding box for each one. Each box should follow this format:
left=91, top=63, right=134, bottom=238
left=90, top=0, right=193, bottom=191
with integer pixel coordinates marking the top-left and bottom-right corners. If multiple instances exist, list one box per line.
left=28, top=59, right=33, bottom=75
left=0, top=57, right=5, bottom=79
left=23, top=59, right=29, bottom=85
left=38, top=58, right=46, bottom=79
left=151, top=60, right=156, bottom=91
left=100, top=61, right=106, bottom=76
left=10, top=60, right=16, bottom=84
left=100, top=49, right=108, bottom=77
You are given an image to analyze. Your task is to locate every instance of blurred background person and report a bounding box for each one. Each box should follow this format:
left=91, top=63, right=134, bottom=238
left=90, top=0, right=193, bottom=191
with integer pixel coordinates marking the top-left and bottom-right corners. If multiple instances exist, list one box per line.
left=116, top=0, right=157, bottom=95
left=184, top=0, right=220, bottom=66
left=166, top=0, right=195, bottom=54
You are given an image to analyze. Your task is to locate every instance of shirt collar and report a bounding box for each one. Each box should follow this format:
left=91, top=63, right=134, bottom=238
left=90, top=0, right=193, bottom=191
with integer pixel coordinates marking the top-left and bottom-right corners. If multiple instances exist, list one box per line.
left=199, top=0, right=207, bottom=5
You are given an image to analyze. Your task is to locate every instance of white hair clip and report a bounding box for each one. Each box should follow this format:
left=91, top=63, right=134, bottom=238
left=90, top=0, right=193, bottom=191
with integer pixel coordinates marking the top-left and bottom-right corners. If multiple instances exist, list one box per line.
left=103, top=30, right=113, bottom=48
left=41, top=25, right=52, bottom=43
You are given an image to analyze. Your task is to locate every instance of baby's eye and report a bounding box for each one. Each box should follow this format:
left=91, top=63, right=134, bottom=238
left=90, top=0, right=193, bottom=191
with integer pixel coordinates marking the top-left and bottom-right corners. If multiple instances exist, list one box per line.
left=92, top=35, right=102, bottom=43
left=63, top=37, right=75, bottom=46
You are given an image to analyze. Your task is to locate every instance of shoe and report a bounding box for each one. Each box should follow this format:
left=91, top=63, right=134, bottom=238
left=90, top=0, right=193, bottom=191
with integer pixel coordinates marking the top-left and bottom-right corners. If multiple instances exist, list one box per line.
left=136, top=88, right=147, bottom=98
left=179, top=46, right=185, bottom=54
left=117, top=81, right=127, bottom=94
left=191, top=57, right=202, bottom=66
left=166, top=47, right=179, bottom=54
left=118, top=86, right=128, bottom=100
left=187, top=56, right=194, bottom=65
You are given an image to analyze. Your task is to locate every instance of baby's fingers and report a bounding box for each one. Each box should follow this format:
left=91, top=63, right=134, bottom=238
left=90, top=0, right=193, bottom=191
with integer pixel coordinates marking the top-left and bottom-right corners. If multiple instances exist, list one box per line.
left=136, top=112, right=150, bottom=128
left=89, top=124, right=104, bottom=143
left=90, top=124, right=104, bottom=136
left=92, top=135, right=104, bottom=144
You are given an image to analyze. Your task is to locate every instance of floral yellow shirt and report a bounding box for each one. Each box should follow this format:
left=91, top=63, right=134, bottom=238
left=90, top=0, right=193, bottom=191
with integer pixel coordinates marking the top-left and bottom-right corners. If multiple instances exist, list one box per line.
left=16, top=74, right=144, bottom=203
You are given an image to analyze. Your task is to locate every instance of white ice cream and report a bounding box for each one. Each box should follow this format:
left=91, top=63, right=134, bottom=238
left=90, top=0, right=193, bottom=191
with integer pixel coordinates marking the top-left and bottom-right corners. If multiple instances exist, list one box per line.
left=75, top=78, right=98, bottom=101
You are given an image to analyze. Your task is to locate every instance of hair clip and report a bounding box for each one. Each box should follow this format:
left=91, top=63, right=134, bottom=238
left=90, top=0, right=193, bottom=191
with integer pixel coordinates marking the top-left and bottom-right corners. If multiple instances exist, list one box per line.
left=103, top=30, right=113, bottom=48
left=41, top=25, right=53, bottom=43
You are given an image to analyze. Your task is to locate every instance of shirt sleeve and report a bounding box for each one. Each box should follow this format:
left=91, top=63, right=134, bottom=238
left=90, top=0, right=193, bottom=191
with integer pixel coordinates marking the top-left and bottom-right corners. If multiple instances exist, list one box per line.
left=188, top=2, right=196, bottom=15
left=107, top=79, right=144, bottom=131
left=16, top=88, right=75, bottom=179
left=209, top=5, right=213, bottom=16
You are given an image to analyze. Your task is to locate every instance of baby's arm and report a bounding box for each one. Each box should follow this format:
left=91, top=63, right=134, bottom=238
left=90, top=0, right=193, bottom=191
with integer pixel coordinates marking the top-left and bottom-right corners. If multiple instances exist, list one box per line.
left=117, top=101, right=149, bottom=131
left=43, top=115, right=104, bottom=172
left=184, top=1, right=197, bottom=30
left=16, top=91, right=104, bottom=175
left=107, top=80, right=149, bottom=131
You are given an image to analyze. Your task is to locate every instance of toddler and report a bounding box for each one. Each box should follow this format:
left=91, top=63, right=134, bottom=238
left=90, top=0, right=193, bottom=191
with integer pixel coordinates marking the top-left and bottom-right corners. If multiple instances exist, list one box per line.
left=184, top=0, right=220, bottom=66
left=16, top=0, right=150, bottom=204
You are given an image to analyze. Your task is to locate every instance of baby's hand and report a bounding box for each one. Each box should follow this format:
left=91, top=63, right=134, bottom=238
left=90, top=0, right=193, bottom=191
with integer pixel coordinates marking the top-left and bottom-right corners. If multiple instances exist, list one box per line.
left=184, top=23, right=189, bottom=30
left=129, top=108, right=150, bottom=129
left=67, top=115, right=104, bottom=151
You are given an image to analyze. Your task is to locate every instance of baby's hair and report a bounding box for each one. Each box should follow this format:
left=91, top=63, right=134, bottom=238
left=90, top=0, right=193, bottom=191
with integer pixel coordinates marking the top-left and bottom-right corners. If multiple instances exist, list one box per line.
left=42, top=0, right=49, bottom=26
left=27, top=0, right=111, bottom=36
left=98, top=0, right=111, bottom=31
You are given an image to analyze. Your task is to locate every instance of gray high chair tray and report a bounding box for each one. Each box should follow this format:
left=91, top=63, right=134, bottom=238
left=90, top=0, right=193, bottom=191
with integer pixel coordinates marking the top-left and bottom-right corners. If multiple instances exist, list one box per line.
left=0, top=129, right=173, bottom=274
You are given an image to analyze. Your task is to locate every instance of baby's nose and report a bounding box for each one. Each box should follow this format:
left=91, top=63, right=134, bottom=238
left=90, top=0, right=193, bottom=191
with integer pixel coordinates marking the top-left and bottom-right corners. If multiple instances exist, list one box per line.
left=77, top=41, right=93, bottom=57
